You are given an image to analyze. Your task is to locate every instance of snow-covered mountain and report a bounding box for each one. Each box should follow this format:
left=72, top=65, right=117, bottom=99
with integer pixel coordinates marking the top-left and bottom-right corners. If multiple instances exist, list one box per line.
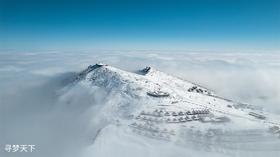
left=72, top=63, right=280, bottom=157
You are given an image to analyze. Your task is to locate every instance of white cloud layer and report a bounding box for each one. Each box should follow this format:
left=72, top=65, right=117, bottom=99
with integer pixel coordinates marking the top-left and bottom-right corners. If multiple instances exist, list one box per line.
left=1, top=50, right=280, bottom=157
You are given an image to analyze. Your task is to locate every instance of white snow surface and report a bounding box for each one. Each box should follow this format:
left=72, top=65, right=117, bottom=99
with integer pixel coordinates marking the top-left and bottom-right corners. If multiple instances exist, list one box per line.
left=69, top=64, right=280, bottom=157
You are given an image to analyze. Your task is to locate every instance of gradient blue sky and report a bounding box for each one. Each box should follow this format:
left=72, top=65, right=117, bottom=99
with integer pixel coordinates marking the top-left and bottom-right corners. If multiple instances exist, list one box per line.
left=0, top=0, right=279, bottom=51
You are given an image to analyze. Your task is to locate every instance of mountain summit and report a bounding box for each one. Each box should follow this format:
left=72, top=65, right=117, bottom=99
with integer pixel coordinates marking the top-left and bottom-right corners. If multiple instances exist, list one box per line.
left=73, top=63, right=280, bottom=157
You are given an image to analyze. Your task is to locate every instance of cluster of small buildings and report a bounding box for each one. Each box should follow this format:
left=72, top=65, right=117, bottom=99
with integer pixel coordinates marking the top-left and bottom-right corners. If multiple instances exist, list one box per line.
left=140, top=109, right=209, bottom=117
left=135, top=115, right=164, bottom=123
left=187, top=86, right=209, bottom=94
left=129, top=122, right=174, bottom=140
left=165, top=115, right=200, bottom=123
left=130, top=122, right=175, bottom=135
left=130, top=108, right=213, bottom=140
left=136, top=109, right=210, bottom=123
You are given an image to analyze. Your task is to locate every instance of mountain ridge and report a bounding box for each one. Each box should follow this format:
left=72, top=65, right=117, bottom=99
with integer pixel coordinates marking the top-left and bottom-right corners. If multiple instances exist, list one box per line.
left=72, top=63, right=280, bottom=156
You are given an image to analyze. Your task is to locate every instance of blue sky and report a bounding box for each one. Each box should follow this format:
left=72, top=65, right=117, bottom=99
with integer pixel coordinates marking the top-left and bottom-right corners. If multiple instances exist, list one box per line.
left=0, top=0, right=279, bottom=51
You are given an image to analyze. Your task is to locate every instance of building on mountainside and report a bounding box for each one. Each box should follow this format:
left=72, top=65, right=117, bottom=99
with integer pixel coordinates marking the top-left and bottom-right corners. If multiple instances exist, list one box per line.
left=147, top=91, right=170, bottom=97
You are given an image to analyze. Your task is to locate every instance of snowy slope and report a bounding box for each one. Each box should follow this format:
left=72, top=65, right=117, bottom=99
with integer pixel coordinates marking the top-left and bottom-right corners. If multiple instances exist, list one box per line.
left=72, top=63, right=280, bottom=157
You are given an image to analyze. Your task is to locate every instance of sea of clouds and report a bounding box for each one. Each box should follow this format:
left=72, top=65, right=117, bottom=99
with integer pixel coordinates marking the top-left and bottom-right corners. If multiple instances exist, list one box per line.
left=1, top=50, right=280, bottom=157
